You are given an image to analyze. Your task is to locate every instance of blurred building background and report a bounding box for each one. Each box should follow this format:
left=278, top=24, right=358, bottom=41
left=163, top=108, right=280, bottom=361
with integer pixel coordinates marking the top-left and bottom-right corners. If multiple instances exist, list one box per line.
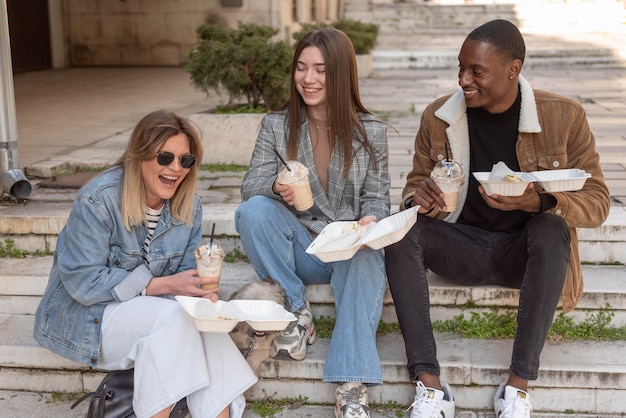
left=5, top=0, right=626, bottom=72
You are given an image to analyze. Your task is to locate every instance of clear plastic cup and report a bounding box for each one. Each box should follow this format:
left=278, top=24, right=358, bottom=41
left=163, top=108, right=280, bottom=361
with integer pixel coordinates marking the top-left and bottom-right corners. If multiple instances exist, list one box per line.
left=277, top=160, right=314, bottom=211
left=194, top=239, right=226, bottom=291
left=430, top=159, right=464, bottom=212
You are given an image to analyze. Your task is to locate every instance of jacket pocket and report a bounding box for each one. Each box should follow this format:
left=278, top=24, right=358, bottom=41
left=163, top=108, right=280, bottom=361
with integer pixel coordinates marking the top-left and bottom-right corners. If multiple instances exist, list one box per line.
left=108, top=245, right=142, bottom=271
left=429, top=144, right=450, bottom=163
left=536, top=150, right=568, bottom=170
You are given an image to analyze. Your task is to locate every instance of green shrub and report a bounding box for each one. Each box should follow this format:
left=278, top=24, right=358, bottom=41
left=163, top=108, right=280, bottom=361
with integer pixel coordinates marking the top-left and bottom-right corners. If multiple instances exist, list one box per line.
left=186, top=22, right=293, bottom=111
left=293, top=19, right=379, bottom=55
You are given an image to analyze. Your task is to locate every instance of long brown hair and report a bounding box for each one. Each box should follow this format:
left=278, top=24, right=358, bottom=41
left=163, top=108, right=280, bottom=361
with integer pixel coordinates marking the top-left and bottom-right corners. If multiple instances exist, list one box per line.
left=280, top=27, right=379, bottom=177
left=115, top=110, right=203, bottom=231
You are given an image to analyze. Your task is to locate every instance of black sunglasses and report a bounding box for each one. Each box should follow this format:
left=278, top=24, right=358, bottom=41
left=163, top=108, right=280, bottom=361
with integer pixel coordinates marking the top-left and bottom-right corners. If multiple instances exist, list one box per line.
left=155, top=151, right=196, bottom=169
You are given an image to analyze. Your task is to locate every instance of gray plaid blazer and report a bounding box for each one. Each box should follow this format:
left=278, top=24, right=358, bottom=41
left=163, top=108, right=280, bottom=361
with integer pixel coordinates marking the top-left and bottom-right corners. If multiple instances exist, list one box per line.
left=241, top=110, right=390, bottom=235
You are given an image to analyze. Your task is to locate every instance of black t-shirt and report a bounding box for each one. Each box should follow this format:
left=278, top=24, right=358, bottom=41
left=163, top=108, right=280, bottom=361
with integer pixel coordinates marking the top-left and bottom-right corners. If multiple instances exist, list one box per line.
left=457, top=90, right=532, bottom=232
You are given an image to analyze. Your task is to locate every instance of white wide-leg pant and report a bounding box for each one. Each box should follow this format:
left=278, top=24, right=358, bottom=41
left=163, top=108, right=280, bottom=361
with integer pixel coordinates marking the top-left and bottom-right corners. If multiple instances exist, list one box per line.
left=99, top=296, right=258, bottom=418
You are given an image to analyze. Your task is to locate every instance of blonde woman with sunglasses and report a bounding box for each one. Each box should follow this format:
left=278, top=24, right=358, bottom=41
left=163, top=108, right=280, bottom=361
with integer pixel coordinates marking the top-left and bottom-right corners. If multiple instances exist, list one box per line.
left=34, top=110, right=257, bottom=418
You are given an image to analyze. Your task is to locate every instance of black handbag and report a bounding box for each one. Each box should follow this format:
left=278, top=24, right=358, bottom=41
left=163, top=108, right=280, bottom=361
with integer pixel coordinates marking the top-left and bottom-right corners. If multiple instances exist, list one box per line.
left=71, top=368, right=189, bottom=418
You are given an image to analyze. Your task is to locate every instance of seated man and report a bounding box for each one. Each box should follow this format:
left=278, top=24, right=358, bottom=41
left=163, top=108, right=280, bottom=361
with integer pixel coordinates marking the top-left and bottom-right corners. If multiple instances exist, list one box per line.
left=384, top=19, right=610, bottom=418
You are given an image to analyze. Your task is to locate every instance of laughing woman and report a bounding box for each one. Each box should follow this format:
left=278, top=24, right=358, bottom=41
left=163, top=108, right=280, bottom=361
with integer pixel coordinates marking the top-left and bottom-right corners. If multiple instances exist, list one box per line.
left=34, top=110, right=257, bottom=418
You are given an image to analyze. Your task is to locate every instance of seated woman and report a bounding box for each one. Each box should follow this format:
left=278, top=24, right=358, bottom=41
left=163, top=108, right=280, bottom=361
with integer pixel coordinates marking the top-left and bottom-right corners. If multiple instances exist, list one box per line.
left=235, top=27, right=390, bottom=418
left=34, top=110, right=257, bottom=418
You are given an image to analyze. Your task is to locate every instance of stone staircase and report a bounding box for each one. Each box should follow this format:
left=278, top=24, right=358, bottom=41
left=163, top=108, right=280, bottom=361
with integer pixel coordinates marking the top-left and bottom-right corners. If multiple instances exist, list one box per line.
left=345, top=0, right=626, bottom=70
left=2, top=1, right=626, bottom=414
left=1, top=202, right=626, bottom=413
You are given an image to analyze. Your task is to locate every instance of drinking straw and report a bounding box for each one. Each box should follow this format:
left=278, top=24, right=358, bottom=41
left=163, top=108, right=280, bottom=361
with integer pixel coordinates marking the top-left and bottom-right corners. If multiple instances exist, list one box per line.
left=445, top=143, right=452, bottom=177
left=274, top=149, right=291, bottom=171
left=210, top=222, right=216, bottom=247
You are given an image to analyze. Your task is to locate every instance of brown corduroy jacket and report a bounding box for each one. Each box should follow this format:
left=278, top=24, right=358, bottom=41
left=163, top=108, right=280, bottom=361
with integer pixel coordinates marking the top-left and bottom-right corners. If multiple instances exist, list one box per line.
left=401, top=75, right=610, bottom=312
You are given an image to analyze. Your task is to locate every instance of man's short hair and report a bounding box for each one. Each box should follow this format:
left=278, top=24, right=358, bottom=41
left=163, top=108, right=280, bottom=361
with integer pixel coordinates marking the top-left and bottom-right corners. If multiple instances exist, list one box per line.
left=467, top=19, right=526, bottom=64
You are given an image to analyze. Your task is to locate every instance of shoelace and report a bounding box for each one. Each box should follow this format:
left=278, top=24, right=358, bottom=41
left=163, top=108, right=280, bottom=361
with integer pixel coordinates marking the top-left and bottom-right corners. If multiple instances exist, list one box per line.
left=408, top=382, right=440, bottom=418
left=501, top=396, right=532, bottom=418
left=339, top=387, right=369, bottom=418
left=281, top=308, right=309, bottom=336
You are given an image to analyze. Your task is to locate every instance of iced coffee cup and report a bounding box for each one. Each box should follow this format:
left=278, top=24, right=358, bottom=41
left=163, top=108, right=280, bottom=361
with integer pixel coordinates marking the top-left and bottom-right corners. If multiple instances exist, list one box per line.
left=194, top=239, right=226, bottom=291
left=430, top=159, right=464, bottom=212
left=277, top=160, right=314, bottom=211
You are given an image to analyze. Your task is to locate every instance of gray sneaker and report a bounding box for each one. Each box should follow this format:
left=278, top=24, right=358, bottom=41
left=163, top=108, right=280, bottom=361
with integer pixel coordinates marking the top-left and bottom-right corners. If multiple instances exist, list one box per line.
left=335, top=382, right=371, bottom=418
left=270, top=301, right=316, bottom=360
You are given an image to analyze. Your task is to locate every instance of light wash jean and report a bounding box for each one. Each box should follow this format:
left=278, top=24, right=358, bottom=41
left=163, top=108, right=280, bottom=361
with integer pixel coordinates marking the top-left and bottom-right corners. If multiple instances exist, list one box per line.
left=235, top=196, right=387, bottom=385
left=99, top=296, right=257, bottom=418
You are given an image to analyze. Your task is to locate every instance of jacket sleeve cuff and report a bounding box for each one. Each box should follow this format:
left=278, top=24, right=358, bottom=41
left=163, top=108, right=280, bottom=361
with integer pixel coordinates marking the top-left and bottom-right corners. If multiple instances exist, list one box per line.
left=540, top=193, right=557, bottom=212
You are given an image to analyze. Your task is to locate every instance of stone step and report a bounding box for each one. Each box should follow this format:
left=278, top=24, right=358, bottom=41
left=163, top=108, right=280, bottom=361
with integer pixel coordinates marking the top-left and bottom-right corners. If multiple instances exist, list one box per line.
left=1, top=313, right=625, bottom=413
left=2, top=256, right=625, bottom=414
left=3, top=257, right=625, bottom=325
left=372, top=49, right=626, bottom=71
left=345, top=1, right=626, bottom=70
left=1, top=203, right=626, bottom=264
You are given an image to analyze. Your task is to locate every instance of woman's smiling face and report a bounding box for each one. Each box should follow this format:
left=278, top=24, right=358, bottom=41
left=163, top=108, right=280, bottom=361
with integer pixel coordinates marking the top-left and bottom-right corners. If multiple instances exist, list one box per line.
left=294, top=46, right=327, bottom=113
left=141, top=133, right=192, bottom=209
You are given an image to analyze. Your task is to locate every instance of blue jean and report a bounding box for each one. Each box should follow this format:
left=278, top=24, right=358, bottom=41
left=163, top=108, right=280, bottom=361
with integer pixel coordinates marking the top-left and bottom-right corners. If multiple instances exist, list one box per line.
left=235, top=196, right=386, bottom=384
left=384, top=213, right=571, bottom=381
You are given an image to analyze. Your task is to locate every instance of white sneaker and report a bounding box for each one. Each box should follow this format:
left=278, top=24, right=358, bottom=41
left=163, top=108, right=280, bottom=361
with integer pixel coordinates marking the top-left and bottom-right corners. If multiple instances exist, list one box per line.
left=494, top=383, right=532, bottom=418
left=409, top=381, right=455, bottom=418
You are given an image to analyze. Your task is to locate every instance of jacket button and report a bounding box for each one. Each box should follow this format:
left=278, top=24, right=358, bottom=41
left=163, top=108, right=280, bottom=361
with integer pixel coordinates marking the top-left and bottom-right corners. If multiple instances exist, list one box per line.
left=91, top=358, right=97, bottom=364
left=553, top=161, right=560, bottom=167
left=556, top=209, right=562, bottom=215
left=93, top=318, right=99, bottom=324
left=437, top=154, right=444, bottom=161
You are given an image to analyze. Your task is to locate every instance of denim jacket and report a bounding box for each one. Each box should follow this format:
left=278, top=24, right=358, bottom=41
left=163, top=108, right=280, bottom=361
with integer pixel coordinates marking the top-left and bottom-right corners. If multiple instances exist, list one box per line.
left=33, top=166, right=203, bottom=366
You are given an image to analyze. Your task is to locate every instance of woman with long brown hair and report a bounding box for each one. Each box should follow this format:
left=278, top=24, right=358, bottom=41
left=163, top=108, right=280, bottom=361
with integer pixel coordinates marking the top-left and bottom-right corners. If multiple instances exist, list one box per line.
left=236, top=28, right=390, bottom=418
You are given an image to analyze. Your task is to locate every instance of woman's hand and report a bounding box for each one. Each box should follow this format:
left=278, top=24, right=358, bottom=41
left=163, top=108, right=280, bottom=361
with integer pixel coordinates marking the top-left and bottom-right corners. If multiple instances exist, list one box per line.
left=145, top=270, right=220, bottom=302
left=273, top=181, right=296, bottom=206
left=358, top=215, right=378, bottom=226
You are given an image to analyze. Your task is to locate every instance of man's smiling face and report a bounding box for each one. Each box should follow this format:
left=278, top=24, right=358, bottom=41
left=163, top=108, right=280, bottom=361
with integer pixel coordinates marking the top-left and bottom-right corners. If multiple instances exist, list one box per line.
left=457, top=38, right=520, bottom=114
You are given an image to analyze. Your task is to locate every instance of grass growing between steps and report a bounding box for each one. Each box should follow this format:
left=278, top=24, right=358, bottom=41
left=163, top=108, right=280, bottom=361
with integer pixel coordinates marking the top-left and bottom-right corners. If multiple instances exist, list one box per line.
left=314, top=304, right=626, bottom=341
left=0, top=239, right=49, bottom=258
left=249, top=390, right=408, bottom=418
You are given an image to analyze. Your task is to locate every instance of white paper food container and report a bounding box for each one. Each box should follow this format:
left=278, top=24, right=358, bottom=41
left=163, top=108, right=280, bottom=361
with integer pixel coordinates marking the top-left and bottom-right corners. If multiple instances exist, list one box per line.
left=176, top=296, right=240, bottom=333
left=530, top=169, right=591, bottom=192
left=229, top=300, right=297, bottom=331
left=305, top=205, right=420, bottom=262
left=175, top=296, right=295, bottom=333
left=473, top=172, right=530, bottom=196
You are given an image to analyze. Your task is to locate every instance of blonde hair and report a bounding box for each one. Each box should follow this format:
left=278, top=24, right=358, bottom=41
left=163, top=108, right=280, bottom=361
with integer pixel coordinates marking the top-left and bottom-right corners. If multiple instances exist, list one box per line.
left=114, top=110, right=203, bottom=231
left=281, top=27, right=379, bottom=177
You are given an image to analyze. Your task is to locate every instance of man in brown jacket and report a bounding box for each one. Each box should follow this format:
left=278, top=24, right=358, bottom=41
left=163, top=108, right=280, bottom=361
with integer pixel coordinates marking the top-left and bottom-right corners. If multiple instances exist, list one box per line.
left=384, top=19, right=609, bottom=418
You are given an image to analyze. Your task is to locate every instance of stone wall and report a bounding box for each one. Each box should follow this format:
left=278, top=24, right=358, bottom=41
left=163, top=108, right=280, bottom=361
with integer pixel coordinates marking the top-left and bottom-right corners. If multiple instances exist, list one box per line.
left=63, top=0, right=344, bottom=66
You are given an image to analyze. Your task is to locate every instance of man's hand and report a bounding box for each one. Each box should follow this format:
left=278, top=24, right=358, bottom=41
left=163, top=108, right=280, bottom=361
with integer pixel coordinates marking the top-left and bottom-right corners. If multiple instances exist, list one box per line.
left=410, top=178, right=461, bottom=213
left=478, top=182, right=541, bottom=213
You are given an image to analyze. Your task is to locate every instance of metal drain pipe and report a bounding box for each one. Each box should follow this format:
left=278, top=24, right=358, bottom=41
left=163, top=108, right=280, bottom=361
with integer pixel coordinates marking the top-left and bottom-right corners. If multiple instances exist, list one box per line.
left=0, top=0, right=31, bottom=199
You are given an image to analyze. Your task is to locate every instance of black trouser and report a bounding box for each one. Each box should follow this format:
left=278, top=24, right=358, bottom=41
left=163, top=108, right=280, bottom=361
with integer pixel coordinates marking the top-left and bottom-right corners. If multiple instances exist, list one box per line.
left=385, top=213, right=571, bottom=381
